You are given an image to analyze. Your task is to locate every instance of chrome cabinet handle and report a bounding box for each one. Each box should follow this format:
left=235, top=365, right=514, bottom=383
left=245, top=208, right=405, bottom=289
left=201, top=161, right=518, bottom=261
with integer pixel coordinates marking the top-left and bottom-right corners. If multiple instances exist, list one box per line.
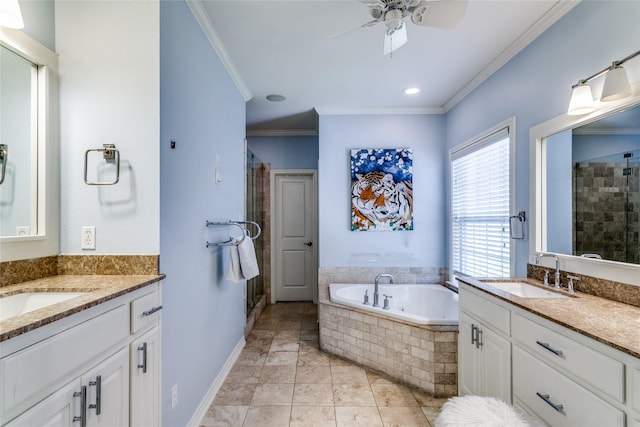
left=89, top=375, right=101, bottom=415
left=73, top=386, right=87, bottom=427
left=138, top=342, right=148, bottom=373
left=471, top=324, right=478, bottom=346
left=142, top=305, right=163, bottom=316
left=536, top=392, right=564, bottom=412
left=0, top=144, right=7, bottom=185
left=536, top=340, right=563, bottom=356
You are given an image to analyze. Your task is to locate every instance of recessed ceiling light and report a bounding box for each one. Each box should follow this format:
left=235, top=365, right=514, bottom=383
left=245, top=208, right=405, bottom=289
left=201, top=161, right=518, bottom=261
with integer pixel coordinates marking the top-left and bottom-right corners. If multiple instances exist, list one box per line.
left=404, top=87, right=420, bottom=95
left=266, top=94, right=287, bottom=102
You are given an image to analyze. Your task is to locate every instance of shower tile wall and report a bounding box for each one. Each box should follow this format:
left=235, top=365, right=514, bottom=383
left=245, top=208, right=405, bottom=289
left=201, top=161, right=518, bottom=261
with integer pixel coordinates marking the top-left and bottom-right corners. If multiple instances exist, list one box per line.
left=574, top=162, right=639, bottom=264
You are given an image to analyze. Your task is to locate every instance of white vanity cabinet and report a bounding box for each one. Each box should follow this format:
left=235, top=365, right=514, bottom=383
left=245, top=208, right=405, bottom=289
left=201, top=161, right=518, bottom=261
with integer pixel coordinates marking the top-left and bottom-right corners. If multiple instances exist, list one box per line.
left=458, top=286, right=511, bottom=402
left=0, top=281, right=162, bottom=426
left=459, top=281, right=640, bottom=426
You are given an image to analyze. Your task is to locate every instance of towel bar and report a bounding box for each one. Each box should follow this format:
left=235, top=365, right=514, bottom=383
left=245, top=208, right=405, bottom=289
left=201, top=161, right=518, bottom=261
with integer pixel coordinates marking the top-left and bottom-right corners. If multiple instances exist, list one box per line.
left=205, top=220, right=261, bottom=247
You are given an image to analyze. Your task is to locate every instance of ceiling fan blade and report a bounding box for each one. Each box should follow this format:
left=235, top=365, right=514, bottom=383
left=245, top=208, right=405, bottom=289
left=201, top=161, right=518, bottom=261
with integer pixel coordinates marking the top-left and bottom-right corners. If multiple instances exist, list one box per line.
left=383, top=22, right=408, bottom=55
left=329, top=18, right=380, bottom=39
left=411, top=0, right=468, bottom=29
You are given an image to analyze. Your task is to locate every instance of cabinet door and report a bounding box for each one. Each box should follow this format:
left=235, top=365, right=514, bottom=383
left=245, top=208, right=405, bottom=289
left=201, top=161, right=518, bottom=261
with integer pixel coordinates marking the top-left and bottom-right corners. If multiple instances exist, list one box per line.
left=83, top=348, right=129, bottom=427
left=130, top=327, right=160, bottom=427
left=5, top=379, right=81, bottom=427
left=479, top=324, right=511, bottom=402
left=458, top=312, right=481, bottom=396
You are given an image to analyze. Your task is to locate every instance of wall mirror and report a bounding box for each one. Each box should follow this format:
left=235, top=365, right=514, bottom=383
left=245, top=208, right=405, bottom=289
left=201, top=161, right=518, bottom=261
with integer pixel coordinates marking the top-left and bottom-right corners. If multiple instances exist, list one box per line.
left=0, top=28, right=59, bottom=262
left=531, top=89, right=640, bottom=286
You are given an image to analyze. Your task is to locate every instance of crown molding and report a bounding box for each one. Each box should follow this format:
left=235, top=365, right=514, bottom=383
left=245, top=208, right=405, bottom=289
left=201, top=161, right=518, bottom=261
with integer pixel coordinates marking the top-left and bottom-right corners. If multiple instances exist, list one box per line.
left=186, top=0, right=252, bottom=102
left=443, top=0, right=582, bottom=112
left=315, top=106, right=444, bottom=115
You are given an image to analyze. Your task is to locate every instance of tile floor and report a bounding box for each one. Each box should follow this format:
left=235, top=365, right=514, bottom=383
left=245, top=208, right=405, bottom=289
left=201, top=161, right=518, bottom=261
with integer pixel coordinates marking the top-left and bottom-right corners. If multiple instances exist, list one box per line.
left=201, top=302, right=447, bottom=427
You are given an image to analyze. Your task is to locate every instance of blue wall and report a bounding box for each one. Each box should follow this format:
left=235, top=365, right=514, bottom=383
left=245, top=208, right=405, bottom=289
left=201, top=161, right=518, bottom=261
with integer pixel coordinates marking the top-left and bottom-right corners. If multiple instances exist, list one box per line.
left=18, top=0, right=55, bottom=50
left=318, top=114, right=446, bottom=268
left=160, top=2, right=246, bottom=425
left=445, top=0, right=640, bottom=276
left=248, top=135, right=319, bottom=169
left=545, top=130, right=573, bottom=255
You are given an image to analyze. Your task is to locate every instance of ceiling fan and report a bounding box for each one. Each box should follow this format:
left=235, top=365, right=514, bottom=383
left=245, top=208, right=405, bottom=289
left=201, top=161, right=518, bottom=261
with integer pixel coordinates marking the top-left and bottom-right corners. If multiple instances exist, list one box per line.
left=344, top=0, right=468, bottom=55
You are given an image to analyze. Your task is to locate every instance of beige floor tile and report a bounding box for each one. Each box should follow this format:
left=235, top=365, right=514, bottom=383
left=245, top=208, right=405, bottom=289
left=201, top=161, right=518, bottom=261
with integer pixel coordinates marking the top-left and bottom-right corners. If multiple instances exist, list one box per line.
left=269, top=340, right=300, bottom=352
left=295, top=365, right=332, bottom=384
left=259, top=365, right=297, bottom=384
left=332, top=384, right=377, bottom=406
left=298, top=350, right=331, bottom=366
left=290, top=405, right=336, bottom=427
left=226, top=365, right=263, bottom=384
left=274, top=329, right=301, bottom=341
left=277, top=320, right=302, bottom=331
left=265, top=351, right=299, bottom=366
left=293, top=383, right=334, bottom=405
left=213, top=383, right=256, bottom=406
left=334, top=406, right=384, bottom=427
left=244, top=338, right=272, bottom=353
left=329, top=355, right=352, bottom=366
left=299, top=340, right=320, bottom=352
left=303, top=303, right=318, bottom=314
left=200, top=405, right=247, bottom=427
left=300, top=329, right=319, bottom=341
left=378, top=407, right=430, bottom=427
left=366, top=371, right=395, bottom=385
left=247, top=329, right=276, bottom=340
left=412, top=390, right=447, bottom=409
left=331, top=365, right=369, bottom=385
left=421, top=406, right=440, bottom=426
left=251, top=383, right=294, bottom=406
left=371, top=383, right=419, bottom=407
left=242, top=405, right=291, bottom=427
left=236, top=349, right=268, bottom=366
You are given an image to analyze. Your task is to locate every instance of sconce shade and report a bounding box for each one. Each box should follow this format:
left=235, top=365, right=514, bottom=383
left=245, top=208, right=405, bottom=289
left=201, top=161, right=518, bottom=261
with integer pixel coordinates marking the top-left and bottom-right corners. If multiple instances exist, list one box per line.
left=568, top=83, right=595, bottom=115
left=601, top=65, right=632, bottom=102
left=0, top=0, right=24, bottom=29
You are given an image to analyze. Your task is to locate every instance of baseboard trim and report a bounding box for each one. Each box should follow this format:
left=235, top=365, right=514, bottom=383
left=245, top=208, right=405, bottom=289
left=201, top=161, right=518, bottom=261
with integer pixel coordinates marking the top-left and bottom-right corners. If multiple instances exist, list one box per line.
left=187, top=336, right=246, bottom=427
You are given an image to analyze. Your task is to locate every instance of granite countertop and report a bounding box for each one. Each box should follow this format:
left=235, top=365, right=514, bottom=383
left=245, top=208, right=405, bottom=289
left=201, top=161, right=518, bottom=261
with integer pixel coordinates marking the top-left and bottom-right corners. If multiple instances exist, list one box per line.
left=0, top=274, right=164, bottom=342
left=458, top=277, right=640, bottom=359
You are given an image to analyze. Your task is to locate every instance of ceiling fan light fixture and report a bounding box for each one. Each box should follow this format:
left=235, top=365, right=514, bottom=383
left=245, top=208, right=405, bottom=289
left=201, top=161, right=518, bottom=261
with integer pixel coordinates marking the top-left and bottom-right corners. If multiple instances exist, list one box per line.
left=567, top=82, right=595, bottom=115
left=601, top=64, right=632, bottom=102
left=404, top=87, right=420, bottom=95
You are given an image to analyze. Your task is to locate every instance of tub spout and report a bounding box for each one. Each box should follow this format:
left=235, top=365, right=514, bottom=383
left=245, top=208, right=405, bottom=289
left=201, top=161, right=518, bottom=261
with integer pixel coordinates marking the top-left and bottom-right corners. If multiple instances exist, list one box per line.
left=373, top=274, right=394, bottom=307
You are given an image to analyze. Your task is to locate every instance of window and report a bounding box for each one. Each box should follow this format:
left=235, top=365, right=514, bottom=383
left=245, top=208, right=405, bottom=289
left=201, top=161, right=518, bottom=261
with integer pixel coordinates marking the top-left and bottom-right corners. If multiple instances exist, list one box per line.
left=450, top=121, right=514, bottom=278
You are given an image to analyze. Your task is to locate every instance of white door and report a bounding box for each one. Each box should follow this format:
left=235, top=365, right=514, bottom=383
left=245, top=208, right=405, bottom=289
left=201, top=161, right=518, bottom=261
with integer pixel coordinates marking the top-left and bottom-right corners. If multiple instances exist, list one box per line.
left=273, top=171, right=317, bottom=301
left=130, top=327, right=161, bottom=427
left=6, top=379, right=80, bottom=427
left=84, top=348, right=129, bottom=427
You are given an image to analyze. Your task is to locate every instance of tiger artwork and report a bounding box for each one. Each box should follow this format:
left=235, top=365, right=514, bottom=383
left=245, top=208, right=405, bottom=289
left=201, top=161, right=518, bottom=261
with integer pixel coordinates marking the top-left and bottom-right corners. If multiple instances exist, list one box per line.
left=350, top=148, right=414, bottom=231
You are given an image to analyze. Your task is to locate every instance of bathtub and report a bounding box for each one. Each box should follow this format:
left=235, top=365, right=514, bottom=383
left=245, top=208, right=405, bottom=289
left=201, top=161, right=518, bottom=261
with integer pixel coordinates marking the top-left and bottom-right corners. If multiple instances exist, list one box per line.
left=328, top=283, right=458, bottom=326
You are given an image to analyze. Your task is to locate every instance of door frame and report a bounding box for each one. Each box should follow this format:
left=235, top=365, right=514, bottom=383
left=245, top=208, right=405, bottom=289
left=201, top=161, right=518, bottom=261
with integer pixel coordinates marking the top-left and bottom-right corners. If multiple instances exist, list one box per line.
left=270, top=169, right=318, bottom=303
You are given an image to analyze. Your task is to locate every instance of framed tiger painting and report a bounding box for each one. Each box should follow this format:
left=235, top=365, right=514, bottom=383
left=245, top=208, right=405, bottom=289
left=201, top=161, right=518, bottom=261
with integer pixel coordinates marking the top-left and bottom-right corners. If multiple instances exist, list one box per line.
left=351, top=148, right=413, bottom=231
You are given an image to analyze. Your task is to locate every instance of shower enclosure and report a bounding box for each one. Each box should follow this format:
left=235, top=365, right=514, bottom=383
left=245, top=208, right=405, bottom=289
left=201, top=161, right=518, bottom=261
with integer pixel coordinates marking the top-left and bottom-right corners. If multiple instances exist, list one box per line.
left=246, top=149, right=266, bottom=313
left=573, top=149, right=639, bottom=264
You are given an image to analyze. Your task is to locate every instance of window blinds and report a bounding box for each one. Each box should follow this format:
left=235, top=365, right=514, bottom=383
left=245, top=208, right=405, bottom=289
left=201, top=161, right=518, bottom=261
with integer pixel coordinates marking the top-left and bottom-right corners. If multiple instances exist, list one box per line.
left=451, top=128, right=511, bottom=277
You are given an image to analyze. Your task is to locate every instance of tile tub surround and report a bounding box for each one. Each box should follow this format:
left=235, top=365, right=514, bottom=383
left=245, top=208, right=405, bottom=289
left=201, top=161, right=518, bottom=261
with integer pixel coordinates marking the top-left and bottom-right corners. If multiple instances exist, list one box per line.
left=202, top=302, right=447, bottom=427
left=317, top=267, right=458, bottom=397
left=527, top=263, right=640, bottom=308
left=0, top=255, right=160, bottom=287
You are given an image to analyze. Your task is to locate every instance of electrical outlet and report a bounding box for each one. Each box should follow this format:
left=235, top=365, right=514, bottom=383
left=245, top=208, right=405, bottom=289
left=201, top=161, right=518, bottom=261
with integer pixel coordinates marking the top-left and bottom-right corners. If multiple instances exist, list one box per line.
left=171, top=384, right=178, bottom=409
left=81, top=226, right=96, bottom=250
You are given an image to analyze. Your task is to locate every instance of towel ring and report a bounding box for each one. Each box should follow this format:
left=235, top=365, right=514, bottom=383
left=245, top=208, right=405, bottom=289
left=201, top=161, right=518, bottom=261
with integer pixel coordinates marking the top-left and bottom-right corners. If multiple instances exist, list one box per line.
left=205, top=220, right=261, bottom=247
left=84, top=144, right=120, bottom=185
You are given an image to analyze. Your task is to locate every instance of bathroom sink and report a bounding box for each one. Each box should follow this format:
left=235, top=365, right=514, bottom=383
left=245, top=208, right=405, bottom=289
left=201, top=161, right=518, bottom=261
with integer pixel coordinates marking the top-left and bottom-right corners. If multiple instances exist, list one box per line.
left=0, top=292, right=87, bottom=322
left=482, top=281, right=569, bottom=299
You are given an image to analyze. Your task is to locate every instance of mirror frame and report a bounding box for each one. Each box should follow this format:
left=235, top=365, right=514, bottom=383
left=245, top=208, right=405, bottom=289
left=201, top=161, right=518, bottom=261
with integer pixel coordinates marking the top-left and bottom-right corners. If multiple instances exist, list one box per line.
left=530, top=83, right=640, bottom=286
left=0, top=28, right=59, bottom=262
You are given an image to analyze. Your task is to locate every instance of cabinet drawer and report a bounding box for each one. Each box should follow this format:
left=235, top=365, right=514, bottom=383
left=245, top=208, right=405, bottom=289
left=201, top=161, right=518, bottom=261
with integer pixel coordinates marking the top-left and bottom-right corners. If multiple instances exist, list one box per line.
left=130, top=286, right=161, bottom=334
left=460, top=287, right=510, bottom=336
left=0, top=304, right=128, bottom=417
left=512, top=313, right=624, bottom=402
left=513, top=345, right=624, bottom=427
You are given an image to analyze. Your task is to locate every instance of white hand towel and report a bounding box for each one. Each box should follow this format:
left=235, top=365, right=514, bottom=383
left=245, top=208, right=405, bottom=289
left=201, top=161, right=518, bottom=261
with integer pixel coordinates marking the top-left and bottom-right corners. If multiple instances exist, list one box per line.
left=238, top=232, right=260, bottom=280
left=225, top=236, right=244, bottom=283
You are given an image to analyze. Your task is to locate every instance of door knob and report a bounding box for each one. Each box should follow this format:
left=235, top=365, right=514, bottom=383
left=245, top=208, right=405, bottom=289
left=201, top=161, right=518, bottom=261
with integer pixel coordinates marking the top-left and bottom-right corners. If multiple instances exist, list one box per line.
left=304, top=241, right=313, bottom=246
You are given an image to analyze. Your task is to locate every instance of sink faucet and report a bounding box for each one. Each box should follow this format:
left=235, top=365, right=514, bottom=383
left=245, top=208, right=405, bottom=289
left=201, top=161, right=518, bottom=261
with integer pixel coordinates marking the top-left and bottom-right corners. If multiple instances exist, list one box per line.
left=373, top=274, right=394, bottom=307
left=536, top=253, right=560, bottom=289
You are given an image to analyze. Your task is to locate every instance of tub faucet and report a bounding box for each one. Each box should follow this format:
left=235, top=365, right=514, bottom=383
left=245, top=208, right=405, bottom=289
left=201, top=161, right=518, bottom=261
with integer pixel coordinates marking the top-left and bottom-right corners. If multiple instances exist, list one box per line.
left=373, top=274, right=394, bottom=307
left=536, top=253, right=560, bottom=289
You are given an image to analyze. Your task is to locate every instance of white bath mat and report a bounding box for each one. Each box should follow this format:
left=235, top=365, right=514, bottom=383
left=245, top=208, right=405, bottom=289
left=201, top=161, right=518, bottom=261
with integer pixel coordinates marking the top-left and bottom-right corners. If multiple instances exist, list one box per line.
left=435, top=395, right=534, bottom=427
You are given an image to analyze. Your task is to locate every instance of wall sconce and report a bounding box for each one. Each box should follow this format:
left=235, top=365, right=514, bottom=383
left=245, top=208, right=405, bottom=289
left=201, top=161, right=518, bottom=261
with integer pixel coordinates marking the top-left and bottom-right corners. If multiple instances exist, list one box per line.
left=568, top=50, right=640, bottom=115
left=0, top=0, right=24, bottom=29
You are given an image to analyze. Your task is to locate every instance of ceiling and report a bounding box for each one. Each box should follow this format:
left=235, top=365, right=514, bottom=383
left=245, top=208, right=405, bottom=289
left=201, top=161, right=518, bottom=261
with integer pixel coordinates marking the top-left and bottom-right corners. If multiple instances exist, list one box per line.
left=196, top=0, right=579, bottom=134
